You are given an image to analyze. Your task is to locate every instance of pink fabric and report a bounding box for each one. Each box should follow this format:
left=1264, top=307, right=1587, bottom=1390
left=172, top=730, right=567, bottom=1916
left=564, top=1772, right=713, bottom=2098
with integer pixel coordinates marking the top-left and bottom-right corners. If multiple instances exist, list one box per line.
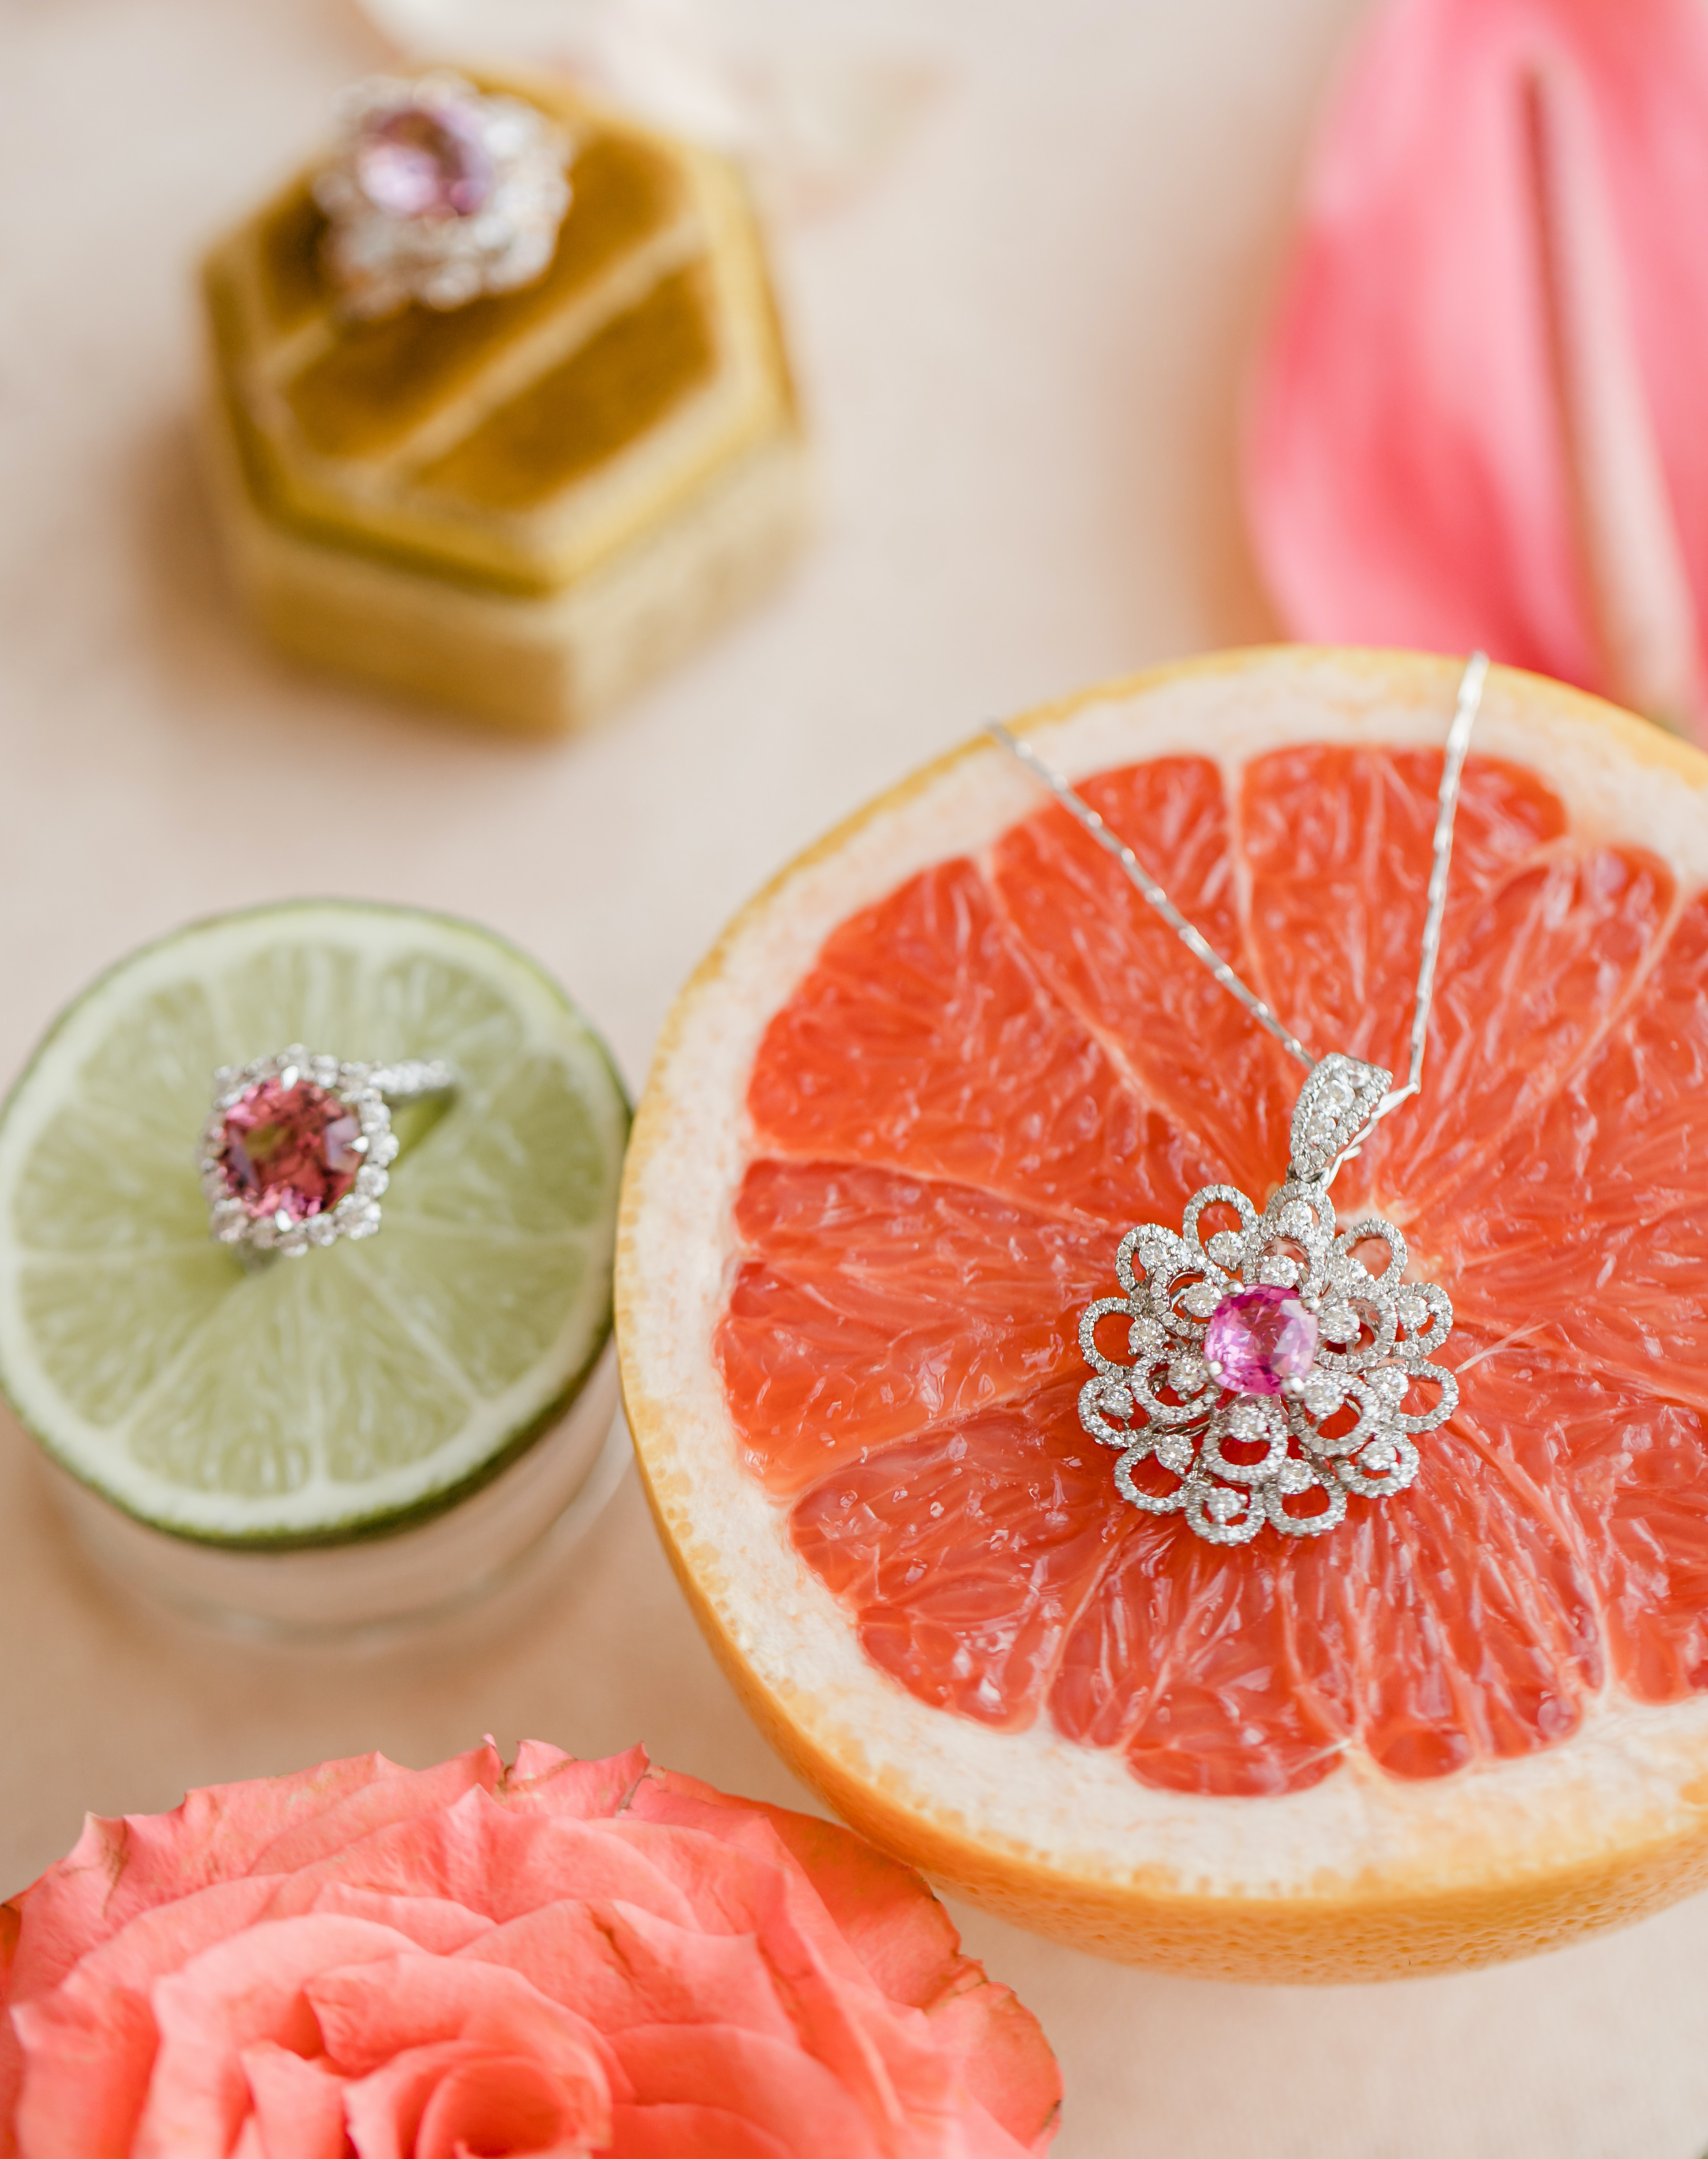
left=1245, top=0, right=1708, bottom=730
left=0, top=1744, right=1058, bottom=2159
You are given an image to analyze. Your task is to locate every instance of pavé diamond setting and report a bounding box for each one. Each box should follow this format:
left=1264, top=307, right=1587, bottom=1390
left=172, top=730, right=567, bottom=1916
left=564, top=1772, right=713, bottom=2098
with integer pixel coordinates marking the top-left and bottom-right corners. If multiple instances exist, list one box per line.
left=991, top=653, right=1489, bottom=1544
left=314, top=73, right=573, bottom=320
left=199, top=1048, right=454, bottom=1257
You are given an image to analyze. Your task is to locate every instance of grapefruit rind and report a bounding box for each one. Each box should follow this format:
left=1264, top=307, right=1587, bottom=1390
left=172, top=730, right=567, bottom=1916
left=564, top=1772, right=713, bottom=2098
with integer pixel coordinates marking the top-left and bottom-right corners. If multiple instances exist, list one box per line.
left=617, top=647, right=1708, bottom=1979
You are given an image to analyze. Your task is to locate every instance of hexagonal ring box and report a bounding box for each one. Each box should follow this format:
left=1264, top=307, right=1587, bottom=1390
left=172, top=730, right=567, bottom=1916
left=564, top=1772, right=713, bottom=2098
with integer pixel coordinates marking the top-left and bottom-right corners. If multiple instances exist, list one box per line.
left=201, top=73, right=808, bottom=735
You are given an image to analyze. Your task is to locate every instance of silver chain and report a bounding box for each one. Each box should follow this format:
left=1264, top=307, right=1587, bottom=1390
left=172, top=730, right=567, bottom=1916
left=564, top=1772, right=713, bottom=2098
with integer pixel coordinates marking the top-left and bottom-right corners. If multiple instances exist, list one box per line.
left=988, top=652, right=1489, bottom=1128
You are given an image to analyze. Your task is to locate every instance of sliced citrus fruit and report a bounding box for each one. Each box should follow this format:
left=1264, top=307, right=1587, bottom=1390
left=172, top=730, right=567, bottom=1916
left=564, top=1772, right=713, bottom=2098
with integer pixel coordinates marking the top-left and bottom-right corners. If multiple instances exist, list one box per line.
left=618, top=647, right=1708, bottom=1980
left=0, top=901, right=628, bottom=1546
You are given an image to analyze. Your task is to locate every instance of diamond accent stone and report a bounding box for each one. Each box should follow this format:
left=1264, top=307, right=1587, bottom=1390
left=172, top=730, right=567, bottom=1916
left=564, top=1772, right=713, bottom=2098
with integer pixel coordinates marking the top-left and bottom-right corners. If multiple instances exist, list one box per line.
left=1225, top=1397, right=1272, bottom=1441
left=1168, top=1354, right=1209, bottom=1400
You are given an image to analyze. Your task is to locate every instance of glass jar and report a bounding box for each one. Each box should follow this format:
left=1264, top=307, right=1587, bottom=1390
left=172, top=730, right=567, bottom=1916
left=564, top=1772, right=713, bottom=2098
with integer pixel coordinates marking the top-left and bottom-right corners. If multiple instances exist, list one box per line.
left=44, top=1341, right=624, bottom=1647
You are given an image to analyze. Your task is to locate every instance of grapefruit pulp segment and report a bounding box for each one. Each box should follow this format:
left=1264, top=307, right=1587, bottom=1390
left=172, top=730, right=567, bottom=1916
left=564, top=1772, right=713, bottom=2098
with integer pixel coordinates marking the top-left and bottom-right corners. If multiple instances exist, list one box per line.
left=1365, top=841, right=1671, bottom=1217
left=1236, top=746, right=1566, bottom=1095
left=789, top=1379, right=1124, bottom=1732
left=717, top=1162, right=1116, bottom=1496
left=988, top=757, right=1295, bottom=1197
left=746, top=859, right=1212, bottom=1229
left=1443, top=888, right=1708, bottom=1406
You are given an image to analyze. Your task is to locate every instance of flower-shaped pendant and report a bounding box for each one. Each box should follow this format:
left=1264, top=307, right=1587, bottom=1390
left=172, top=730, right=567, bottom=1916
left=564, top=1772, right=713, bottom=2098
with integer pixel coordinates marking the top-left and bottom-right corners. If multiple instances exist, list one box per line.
left=1078, top=1054, right=1458, bottom=1544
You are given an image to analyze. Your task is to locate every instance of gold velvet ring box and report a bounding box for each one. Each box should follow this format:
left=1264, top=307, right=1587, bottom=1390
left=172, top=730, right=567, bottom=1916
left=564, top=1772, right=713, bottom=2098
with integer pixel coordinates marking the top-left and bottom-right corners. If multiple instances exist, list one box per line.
left=201, top=77, right=808, bottom=735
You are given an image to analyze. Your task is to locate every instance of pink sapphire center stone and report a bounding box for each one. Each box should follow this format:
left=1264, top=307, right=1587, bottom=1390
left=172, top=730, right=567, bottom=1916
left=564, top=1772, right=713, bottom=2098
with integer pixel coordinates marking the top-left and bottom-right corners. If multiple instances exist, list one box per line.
left=1203, top=1284, right=1318, bottom=1396
left=217, top=1079, right=362, bottom=1224
left=354, top=103, right=496, bottom=220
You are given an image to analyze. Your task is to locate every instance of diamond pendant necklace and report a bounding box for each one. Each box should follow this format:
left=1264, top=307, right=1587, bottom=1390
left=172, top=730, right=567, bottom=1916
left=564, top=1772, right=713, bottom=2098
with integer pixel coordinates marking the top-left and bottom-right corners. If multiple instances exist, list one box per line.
left=988, top=653, right=1488, bottom=1546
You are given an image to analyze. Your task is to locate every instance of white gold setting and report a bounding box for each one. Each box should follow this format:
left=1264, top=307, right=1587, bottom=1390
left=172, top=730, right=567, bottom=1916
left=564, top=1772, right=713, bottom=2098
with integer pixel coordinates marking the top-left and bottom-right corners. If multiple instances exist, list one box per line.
left=198, top=1048, right=454, bottom=1258
left=992, top=654, right=1489, bottom=1545
left=314, top=72, right=573, bottom=320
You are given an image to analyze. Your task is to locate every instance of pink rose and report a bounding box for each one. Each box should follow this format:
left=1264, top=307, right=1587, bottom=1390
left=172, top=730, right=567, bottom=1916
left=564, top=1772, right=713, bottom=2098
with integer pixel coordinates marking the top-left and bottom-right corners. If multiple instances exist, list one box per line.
left=0, top=1742, right=1059, bottom=2158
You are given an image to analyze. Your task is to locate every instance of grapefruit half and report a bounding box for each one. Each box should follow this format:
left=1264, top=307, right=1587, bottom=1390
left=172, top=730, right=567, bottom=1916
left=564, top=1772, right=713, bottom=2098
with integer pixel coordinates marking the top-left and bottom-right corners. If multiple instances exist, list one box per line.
left=616, top=648, right=1708, bottom=1980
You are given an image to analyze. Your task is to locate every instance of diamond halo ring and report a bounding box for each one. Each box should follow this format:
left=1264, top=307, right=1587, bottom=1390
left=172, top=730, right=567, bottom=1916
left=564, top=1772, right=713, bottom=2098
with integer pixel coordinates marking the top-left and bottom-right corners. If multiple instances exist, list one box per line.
left=313, top=72, right=573, bottom=320
left=199, top=1049, right=455, bottom=1258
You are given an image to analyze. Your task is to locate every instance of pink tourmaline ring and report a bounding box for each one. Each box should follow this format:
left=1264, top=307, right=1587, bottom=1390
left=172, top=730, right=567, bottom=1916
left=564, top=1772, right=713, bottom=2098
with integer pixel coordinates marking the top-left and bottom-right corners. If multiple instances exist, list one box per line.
left=313, top=73, right=573, bottom=320
left=198, top=1048, right=455, bottom=1258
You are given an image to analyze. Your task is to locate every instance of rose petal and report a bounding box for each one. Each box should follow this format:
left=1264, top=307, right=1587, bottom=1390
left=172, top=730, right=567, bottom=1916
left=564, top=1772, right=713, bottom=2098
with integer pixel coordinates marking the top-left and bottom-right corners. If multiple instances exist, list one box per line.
left=239, top=2042, right=348, bottom=2159
left=12, top=1878, right=281, bottom=2159
left=247, top=1746, right=504, bottom=1875
left=340, top=2040, right=474, bottom=2159
left=324, top=1963, right=613, bottom=2159
left=618, top=1796, right=875, bottom=1984
left=647, top=1789, right=1059, bottom=2151
left=133, top=1916, right=421, bottom=2159
left=609, top=1828, right=958, bottom=2147
left=611, top=2104, right=795, bottom=2159
left=915, top=1990, right=1062, bottom=2158
left=464, top=1898, right=799, bottom=2046
left=477, top=1852, right=959, bottom=2154
left=307, top=1952, right=615, bottom=2092
left=288, top=1883, right=495, bottom=1953
left=611, top=2027, right=880, bottom=2159
left=0, top=1909, right=17, bottom=2159
left=626, top=1780, right=1061, bottom=2151
left=414, top=2054, right=596, bottom=2159
left=278, top=1792, right=698, bottom=1932
left=8, top=1747, right=499, bottom=2015
left=500, top=1742, right=650, bottom=1819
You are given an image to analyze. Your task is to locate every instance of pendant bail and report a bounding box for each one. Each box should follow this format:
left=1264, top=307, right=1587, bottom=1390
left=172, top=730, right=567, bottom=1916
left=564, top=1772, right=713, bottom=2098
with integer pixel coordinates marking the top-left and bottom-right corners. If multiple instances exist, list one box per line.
left=1288, top=1052, right=1392, bottom=1185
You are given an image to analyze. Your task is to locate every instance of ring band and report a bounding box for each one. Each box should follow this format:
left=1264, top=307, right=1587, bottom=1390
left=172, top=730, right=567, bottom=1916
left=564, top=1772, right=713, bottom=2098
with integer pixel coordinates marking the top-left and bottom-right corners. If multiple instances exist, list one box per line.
left=199, top=1047, right=455, bottom=1257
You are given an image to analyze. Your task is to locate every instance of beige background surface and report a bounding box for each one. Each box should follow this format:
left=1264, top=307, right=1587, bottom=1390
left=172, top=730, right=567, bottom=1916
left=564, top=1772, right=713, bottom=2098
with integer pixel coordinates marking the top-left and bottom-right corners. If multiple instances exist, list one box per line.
left=3, top=0, right=1708, bottom=2152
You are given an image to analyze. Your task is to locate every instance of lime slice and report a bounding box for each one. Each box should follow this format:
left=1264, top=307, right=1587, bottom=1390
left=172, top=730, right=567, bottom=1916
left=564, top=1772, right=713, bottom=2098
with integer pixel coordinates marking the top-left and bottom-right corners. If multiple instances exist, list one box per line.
left=0, top=901, right=628, bottom=1545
